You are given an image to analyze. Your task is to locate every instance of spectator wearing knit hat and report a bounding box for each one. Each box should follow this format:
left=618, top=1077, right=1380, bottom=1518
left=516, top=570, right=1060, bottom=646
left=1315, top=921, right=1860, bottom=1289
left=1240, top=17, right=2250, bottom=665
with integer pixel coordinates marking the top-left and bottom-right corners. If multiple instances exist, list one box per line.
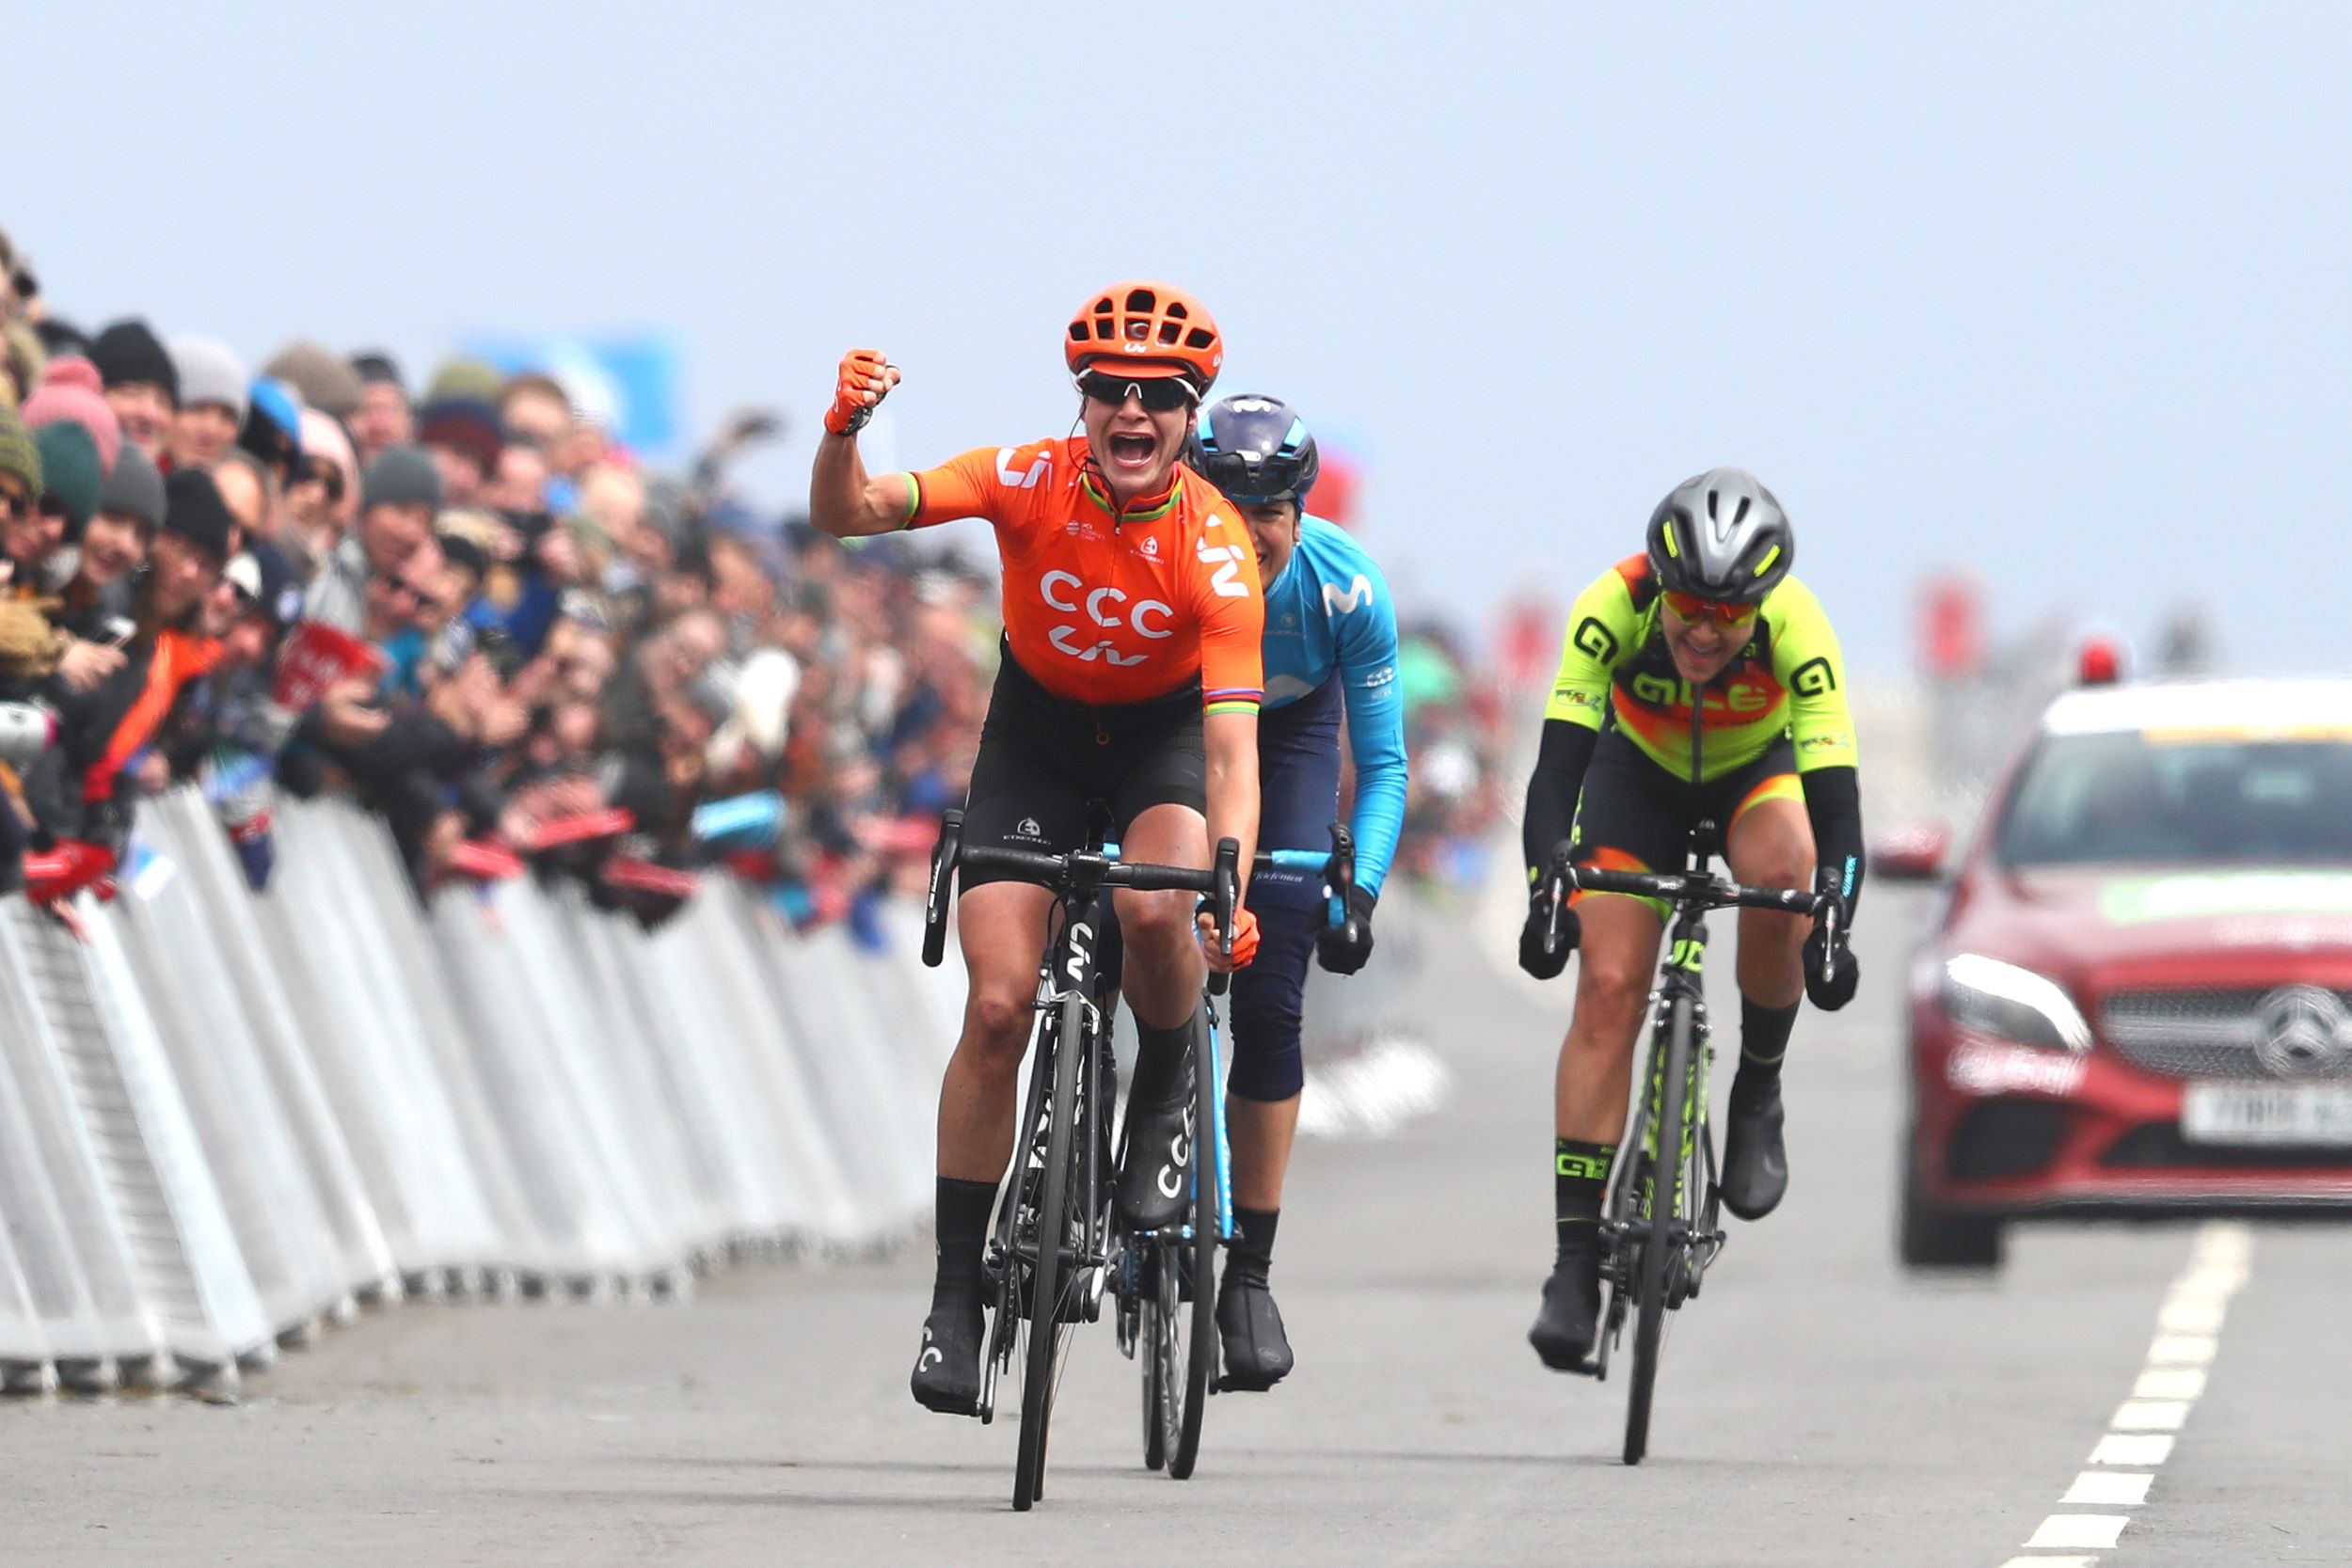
left=3, top=322, right=47, bottom=410
left=46, top=468, right=234, bottom=847
left=31, top=421, right=103, bottom=564
left=21, top=357, right=123, bottom=478
left=55, top=442, right=163, bottom=620
left=415, top=396, right=501, bottom=507
left=87, top=319, right=178, bottom=460
left=304, top=443, right=440, bottom=634
left=167, top=336, right=248, bottom=470
left=285, top=408, right=358, bottom=578
left=0, top=404, right=44, bottom=563
left=262, top=340, right=364, bottom=421
left=347, top=351, right=412, bottom=466
left=237, top=378, right=305, bottom=490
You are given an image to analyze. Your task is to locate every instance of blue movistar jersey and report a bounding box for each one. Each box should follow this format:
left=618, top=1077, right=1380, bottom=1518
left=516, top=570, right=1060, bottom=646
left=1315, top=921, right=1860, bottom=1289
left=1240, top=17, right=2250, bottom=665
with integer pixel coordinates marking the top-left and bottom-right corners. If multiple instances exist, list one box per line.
left=1261, top=515, right=1407, bottom=899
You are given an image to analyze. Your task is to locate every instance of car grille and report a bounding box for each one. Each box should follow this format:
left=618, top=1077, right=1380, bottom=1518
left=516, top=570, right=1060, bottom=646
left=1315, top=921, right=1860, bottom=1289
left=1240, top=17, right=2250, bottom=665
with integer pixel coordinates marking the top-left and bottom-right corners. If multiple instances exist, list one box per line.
left=2101, top=988, right=2352, bottom=1081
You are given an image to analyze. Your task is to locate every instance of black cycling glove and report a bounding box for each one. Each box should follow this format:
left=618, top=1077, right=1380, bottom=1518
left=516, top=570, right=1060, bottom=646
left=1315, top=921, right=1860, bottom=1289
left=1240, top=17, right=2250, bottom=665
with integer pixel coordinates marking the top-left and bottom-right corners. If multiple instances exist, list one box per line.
left=1518, top=883, right=1580, bottom=981
left=1803, top=867, right=1859, bottom=1010
left=1315, top=884, right=1379, bottom=975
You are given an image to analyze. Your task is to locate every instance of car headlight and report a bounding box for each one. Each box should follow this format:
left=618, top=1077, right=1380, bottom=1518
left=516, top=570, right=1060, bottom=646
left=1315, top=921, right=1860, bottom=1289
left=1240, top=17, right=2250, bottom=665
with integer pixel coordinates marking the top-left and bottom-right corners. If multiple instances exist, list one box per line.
left=1942, top=954, right=2092, bottom=1053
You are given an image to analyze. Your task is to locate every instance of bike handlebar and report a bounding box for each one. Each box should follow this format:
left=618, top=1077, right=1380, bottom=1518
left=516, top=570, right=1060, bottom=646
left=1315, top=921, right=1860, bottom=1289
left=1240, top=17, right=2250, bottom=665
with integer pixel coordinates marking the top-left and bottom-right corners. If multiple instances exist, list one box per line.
left=921, top=809, right=1245, bottom=990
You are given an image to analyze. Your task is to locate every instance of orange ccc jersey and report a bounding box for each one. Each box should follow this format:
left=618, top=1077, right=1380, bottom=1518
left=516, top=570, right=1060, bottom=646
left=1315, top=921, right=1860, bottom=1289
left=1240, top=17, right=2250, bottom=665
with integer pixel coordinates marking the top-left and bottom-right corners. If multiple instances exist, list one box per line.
left=900, top=436, right=1265, bottom=712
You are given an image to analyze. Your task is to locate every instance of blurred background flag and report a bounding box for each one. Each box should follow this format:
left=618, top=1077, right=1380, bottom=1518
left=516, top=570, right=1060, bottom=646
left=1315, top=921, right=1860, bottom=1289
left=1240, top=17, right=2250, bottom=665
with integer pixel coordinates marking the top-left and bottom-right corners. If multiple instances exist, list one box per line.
left=461, top=331, right=684, bottom=459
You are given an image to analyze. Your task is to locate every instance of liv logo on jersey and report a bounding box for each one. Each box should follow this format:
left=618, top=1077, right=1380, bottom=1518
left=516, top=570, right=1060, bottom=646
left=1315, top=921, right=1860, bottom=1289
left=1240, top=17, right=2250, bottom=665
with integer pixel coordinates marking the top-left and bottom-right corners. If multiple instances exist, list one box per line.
left=994, top=447, right=1050, bottom=489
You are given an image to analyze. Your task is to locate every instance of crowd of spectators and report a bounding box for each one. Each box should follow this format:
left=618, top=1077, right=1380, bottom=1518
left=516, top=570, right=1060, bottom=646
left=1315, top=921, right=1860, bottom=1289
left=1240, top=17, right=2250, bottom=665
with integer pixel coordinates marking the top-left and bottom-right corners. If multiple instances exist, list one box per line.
left=0, top=222, right=1507, bottom=938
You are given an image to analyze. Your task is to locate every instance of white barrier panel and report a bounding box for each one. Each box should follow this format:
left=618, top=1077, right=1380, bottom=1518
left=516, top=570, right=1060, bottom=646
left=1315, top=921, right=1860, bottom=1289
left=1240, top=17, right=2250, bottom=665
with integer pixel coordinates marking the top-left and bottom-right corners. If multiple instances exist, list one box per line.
left=0, top=789, right=965, bottom=1389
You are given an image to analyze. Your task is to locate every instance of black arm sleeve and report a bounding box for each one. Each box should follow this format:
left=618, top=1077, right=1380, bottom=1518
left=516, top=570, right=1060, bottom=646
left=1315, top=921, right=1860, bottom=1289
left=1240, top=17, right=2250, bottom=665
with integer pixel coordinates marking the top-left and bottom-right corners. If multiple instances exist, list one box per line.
left=1801, top=764, right=1866, bottom=916
left=1521, top=719, right=1599, bottom=883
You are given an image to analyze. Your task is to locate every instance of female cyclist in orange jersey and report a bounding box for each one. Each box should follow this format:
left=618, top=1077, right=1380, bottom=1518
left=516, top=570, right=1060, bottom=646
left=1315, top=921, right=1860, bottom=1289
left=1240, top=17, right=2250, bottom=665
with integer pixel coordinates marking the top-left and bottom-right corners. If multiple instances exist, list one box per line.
left=809, top=282, right=1264, bottom=1416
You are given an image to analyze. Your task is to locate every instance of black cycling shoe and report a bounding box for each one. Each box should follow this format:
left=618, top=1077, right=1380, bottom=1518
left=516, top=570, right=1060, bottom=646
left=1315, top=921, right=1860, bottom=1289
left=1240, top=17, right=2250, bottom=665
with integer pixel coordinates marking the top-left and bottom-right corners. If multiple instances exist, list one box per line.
left=1116, top=1086, right=1194, bottom=1231
left=1216, top=1269, right=1294, bottom=1391
left=1720, top=1078, right=1789, bottom=1222
left=1528, top=1248, right=1602, bottom=1371
left=909, top=1293, right=985, bottom=1416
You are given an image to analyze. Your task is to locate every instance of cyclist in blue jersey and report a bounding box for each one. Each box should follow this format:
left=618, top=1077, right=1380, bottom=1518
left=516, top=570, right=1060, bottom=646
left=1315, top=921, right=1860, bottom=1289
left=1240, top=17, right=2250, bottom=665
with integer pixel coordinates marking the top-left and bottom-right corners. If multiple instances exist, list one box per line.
left=1185, top=394, right=1406, bottom=1389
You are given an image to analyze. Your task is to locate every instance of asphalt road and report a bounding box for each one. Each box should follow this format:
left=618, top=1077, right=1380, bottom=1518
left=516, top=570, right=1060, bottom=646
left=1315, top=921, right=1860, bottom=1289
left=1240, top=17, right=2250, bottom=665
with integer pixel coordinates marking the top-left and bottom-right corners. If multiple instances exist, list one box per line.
left=4, top=885, right=2346, bottom=1567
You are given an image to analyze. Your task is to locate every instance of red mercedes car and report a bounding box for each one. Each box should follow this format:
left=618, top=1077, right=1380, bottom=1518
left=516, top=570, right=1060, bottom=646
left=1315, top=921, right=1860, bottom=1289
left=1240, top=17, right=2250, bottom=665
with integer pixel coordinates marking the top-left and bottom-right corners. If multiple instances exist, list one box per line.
left=1899, top=675, right=2352, bottom=1269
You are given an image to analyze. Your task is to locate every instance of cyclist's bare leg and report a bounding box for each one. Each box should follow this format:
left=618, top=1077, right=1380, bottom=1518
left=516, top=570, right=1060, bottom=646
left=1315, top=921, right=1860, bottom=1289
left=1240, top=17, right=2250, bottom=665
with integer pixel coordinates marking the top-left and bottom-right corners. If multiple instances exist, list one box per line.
left=1726, top=798, right=1813, bottom=1007
left=1108, top=802, right=1209, bottom=1030
left=1720, top=795, right=1816, bottom=1220
left=1552, top=894, right=1666, bottom=1144
left=914, top=877, right=1057, bottom=1415
left=937, top=879, right=1058, bottom=1181
left=1230, top=1095, right=1300, bottom=1211
left=1534, top=891, right=1663, bottom=1368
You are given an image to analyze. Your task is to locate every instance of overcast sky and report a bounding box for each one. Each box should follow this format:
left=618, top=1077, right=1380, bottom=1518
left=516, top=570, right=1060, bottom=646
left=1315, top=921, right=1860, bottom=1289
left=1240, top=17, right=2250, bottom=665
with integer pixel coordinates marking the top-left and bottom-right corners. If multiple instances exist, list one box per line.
left=13, top=2, right=2347, bottom=678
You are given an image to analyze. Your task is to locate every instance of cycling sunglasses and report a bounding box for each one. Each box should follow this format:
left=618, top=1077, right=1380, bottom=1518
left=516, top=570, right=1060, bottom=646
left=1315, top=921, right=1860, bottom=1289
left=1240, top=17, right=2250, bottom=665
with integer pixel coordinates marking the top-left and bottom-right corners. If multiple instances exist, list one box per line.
left=1075, top=371, right=1198, bottom=413
left=1661, top=589, right=1760, bottom=629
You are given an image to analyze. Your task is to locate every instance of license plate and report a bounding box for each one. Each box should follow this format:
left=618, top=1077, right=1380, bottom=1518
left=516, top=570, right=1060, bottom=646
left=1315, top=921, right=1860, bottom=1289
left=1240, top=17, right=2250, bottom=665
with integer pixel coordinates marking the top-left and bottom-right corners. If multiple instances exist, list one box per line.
left=2182, top=1083, right=2352, bottom=1146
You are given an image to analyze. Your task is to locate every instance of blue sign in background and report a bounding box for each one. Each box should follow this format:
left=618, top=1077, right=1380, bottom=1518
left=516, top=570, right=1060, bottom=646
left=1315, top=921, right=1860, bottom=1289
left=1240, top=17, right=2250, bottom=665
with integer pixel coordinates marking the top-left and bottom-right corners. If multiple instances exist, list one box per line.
left=461, top=332, right=683, bottom=458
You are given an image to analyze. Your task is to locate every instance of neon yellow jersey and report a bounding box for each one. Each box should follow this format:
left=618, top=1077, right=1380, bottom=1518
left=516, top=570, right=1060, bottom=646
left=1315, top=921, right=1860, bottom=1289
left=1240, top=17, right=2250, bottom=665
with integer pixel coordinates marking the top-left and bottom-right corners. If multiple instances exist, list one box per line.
left=1542, top=554, right=1858, bottom=783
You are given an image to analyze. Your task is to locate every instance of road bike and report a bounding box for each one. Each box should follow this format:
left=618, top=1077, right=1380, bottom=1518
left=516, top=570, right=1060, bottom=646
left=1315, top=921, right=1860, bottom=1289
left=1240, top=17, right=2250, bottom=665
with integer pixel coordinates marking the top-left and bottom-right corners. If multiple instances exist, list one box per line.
left=920, top=812, right=1352, bottom=1509
left=1531, top=831, right=1840, bottom=1464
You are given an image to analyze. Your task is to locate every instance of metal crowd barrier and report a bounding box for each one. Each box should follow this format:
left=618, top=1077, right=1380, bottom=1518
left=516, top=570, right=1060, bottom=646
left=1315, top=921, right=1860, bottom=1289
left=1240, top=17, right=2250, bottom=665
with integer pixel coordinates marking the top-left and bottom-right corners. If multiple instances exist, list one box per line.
left=0, top=791, right=957, bottom=1394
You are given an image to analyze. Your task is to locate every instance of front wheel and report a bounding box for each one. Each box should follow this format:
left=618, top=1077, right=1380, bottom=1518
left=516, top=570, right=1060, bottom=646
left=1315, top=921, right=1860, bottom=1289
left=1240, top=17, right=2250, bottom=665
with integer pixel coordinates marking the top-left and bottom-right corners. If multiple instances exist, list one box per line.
left=1623, top=992, right=1694, bottom=1466
left=1013, top=994, right=1089, bottom=1511
left=1167, top=1006, right=1222, bottom=1480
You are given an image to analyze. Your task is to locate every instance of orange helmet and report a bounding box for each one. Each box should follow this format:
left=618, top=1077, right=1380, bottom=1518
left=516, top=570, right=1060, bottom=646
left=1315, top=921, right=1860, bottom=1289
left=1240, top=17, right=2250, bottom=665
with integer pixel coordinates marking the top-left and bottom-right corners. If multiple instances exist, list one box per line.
left=1064, top=280, right=1223, bottom=394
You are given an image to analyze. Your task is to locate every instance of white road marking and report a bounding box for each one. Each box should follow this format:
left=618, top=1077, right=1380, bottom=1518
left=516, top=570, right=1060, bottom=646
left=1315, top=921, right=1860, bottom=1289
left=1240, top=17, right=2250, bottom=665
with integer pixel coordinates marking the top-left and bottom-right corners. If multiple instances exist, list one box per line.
left=2109, top=1400, right=2189, bottom=1431
left=2062, top=1471, right=2153, bottom=1506
left=2090, top=1433, right=2173, bottom=1466
left=2132, top=1368, right=2207, bottom=1401
left=2012, top=1221, right=2253, bottom=1563
left=2026, top=1514, right=2130, bottom=1550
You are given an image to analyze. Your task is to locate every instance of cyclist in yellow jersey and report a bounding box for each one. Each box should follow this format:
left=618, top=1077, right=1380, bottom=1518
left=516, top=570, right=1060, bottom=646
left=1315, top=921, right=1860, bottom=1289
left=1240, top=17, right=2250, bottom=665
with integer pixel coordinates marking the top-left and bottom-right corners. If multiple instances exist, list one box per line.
left=1517, top=468, right=1863, bottom=1370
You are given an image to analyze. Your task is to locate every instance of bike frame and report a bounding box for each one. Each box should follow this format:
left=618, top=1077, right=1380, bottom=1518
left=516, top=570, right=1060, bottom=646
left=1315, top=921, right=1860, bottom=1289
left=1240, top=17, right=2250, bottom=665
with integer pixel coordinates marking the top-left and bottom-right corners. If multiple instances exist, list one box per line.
left=1588, top=834, right=1728, bottom=1383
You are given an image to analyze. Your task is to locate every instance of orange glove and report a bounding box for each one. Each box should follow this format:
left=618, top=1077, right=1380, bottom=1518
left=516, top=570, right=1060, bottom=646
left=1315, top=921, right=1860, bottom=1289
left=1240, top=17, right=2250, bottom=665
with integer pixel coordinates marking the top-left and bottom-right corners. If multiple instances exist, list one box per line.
left=823, top=349, right=896, bottom=436
left=1198, top=905, right=1260, bottom=973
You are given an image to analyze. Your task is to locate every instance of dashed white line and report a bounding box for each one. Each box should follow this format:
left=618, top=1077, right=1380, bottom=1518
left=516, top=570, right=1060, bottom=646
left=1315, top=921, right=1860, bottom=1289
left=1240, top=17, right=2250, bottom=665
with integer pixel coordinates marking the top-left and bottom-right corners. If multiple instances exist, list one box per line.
left=2006, top=1220, right=2253, bottom=1565
left=2026, top=1513, right=2132, bottom=1550
left=2089, top=1433, right=2173, bottom=1466
left=2061, top=1471, right=2153, bottom=1506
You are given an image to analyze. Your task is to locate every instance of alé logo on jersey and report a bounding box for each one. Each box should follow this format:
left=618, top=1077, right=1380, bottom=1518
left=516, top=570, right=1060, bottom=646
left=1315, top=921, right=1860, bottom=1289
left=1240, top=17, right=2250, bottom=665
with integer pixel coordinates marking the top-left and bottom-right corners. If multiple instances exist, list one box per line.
left=1628, top=672, right=1774, bottom=714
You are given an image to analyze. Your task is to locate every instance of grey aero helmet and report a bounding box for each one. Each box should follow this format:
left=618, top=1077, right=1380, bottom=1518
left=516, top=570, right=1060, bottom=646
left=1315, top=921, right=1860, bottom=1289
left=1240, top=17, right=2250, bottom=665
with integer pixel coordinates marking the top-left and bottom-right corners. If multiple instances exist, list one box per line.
left=1645, top=467, right=1794, bottom=605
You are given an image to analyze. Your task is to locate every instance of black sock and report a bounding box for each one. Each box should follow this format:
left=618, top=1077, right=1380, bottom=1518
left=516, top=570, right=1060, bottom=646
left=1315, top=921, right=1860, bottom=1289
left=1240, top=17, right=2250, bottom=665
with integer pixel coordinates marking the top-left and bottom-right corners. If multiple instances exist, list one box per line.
left=1734, top=998, right=1801, bottom=1101
left=931, top=1176, right=996, bottom=1307
left=1129, top=1004, right=1200, bottom=1109
left=1553, top=1138, right=1613, bottom=1264
left=1228, top=1206, right=1279, bottom=1288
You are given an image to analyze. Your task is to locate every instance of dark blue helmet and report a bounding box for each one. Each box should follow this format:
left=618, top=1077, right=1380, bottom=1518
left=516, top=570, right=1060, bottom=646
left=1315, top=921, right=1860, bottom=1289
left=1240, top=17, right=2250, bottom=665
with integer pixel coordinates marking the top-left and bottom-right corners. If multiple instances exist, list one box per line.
left=1187, top=393, right=1318, bottom=505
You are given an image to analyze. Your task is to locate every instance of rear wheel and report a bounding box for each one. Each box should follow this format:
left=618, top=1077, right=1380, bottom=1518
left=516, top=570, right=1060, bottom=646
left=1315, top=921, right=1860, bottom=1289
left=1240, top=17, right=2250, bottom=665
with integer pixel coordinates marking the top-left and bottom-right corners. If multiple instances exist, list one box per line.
left=1168, top=1008, right=1221, bottom=1480
left=1624, top=993, right=1694, bottom=1467
left=1012, top=996, right=1089, bottom=1512
left=1899, top=1137, right=2005, bottom=1269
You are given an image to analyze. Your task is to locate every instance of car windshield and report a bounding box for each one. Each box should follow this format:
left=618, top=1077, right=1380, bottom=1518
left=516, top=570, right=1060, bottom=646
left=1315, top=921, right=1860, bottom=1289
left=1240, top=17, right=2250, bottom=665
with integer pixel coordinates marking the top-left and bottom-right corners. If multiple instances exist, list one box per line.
left=1995, top=729, right=2352, bottom=867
